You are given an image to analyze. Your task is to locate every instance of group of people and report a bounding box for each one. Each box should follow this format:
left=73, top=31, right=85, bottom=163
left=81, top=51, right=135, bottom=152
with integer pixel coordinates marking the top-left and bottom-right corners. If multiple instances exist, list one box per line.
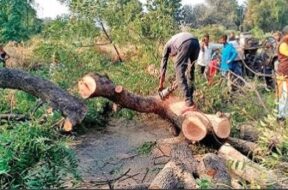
left=158, top=31, right=242, bottom=109
left=158, top=27, right=288, bottom=122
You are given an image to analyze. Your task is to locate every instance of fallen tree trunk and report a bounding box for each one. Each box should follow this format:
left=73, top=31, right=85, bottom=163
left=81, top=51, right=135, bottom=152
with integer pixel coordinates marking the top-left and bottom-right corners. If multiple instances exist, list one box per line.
left=149, top=142, right=197, bottom=189
left=0, top=68, right=87, bottom=131
left=218, top=143, right=281, bottom=188
left=78, top=73, right=231, bottom=141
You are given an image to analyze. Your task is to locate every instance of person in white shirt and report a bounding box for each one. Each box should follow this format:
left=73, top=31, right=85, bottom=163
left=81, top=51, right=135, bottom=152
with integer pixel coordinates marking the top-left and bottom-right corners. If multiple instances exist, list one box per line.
left=196, top=34, right=222, bottom=77
left=197, top=34, right=211, bottom=75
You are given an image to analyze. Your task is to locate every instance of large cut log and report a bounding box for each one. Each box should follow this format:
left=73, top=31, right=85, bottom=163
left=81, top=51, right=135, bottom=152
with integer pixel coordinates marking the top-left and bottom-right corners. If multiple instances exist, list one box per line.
left=218, top=143, right=281, bottom=188
left=78, top=73, right=231, bottom=141
left=195, top=153, right=231, bottom=189
left=239, top=124, right=259, bottom=142
left=149, top=142, right=197, bottom=189
left=0, top=68, right=87, bottom=131
left=226, top=137, right=260, bottom=157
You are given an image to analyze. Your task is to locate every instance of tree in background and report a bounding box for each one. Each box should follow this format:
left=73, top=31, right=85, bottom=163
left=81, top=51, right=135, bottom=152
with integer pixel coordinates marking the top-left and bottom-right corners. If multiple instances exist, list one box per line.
left=0, top=0, right=42, bottom=43
left=180, top=0, right=240, bottom=29
left=137, top=0, right=181, bottom=41
left=180, top=4, right=208, bottom=28
left=244, top=0, right=288, bottom=32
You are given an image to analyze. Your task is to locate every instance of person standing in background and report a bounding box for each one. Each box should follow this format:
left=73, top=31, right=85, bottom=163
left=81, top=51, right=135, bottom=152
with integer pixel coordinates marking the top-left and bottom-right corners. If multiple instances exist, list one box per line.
left=276, top=26, right=288, bottom=122
left=219, top=35, right=238, bottom=77
left=196, top=34, right=211, bottom=77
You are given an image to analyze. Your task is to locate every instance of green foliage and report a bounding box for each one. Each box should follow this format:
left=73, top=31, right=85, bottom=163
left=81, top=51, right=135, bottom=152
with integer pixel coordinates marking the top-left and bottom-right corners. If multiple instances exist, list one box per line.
left=181, top=0, right=239, bottom=29
left=42, top=16, right=100, bottom=43
left=244, top=0, right=288, bottom=32
left=196, top=177, right=212, bottom=189
left=0, top=0, right=42, bottom=43
left=115, top=109, right=135, bottom=120
left=0, top=122, right=80, bottom=189
left=136, top=141, right=156, bottom=155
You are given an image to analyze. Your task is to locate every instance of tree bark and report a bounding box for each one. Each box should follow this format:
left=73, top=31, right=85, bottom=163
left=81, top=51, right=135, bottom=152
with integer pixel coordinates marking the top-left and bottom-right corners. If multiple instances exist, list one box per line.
left=155, top=133, right=186, bottom=156
left=149, top=142, right=197, bottom=189
left=78, top=73, right=231, bottom=141
left=0, top=68, right=87, bottom=131
left=218, top=143, right=280, bottom=188
left=195, top=154, right=231, bottom=189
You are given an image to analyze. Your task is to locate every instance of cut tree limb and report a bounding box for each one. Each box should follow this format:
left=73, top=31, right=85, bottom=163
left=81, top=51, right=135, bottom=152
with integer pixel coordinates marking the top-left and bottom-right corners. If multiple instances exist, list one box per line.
left=149, top=142, right=197, bottom=189
left=218, top=143, right=281, bottom=188
left=78, top=73, right=231, bottom=141
left=0, top=68, right=87, bottom=131
left=226, top=137, right=260, bottom=157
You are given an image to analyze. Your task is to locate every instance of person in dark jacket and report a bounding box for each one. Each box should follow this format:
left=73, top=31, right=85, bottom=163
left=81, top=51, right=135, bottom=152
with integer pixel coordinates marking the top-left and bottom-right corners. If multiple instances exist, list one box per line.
left=159, top=32, right=200, bottom=107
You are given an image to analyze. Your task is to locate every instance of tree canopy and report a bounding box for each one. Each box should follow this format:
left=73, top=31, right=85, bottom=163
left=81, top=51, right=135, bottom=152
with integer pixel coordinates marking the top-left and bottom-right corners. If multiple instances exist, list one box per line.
left=0, top=0, right=42, bottom=43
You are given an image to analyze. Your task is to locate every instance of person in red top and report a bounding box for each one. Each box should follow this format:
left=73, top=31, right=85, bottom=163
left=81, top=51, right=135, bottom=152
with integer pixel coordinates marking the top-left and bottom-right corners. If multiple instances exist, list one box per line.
left=207, top=50, right=220, bottom=85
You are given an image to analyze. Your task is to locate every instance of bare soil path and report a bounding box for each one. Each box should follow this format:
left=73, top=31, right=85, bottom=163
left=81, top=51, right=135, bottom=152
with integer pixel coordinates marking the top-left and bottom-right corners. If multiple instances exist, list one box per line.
left=71, top=115, right=173, bottom=189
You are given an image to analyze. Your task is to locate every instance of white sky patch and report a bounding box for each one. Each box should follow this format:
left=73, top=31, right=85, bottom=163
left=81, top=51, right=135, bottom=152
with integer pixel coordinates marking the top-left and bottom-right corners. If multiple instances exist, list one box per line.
left=34, top=0, right=69, bottom=19
left=34, top=0, right=245, bottom=19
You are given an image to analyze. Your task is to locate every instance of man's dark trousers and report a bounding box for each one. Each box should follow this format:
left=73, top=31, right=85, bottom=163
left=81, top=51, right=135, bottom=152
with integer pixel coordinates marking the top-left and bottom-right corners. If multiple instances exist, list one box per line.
left=174, top=39, right=200, bottom=106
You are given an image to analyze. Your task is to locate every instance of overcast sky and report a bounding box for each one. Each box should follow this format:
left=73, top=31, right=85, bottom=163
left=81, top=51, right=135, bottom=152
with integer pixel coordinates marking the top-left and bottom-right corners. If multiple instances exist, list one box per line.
left=34, top=0, right=246, bottom=19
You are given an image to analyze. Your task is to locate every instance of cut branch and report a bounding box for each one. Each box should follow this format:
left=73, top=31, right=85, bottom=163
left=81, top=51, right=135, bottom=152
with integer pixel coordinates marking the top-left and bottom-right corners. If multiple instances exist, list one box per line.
left=218, top=143, right=281, bottom=188
left=0, top=68, right=87, bottom=131
left=226, top=137, right=260, bottom=157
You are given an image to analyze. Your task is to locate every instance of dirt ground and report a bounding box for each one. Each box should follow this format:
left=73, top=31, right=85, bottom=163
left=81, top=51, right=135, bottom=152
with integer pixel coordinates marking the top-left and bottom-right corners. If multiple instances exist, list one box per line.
left=70, top=114, right=174, bottom=189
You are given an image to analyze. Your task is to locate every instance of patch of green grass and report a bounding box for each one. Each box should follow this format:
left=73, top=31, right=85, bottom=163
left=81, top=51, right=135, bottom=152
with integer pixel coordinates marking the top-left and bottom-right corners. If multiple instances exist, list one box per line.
left=196, top=177, right=212, bottom=189
left=136, top=141, right=156, bottom=155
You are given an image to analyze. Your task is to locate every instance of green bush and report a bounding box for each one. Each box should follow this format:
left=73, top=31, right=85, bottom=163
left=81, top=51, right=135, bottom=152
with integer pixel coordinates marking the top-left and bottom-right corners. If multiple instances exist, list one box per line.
left=0, top=122, right=80, bottom=189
